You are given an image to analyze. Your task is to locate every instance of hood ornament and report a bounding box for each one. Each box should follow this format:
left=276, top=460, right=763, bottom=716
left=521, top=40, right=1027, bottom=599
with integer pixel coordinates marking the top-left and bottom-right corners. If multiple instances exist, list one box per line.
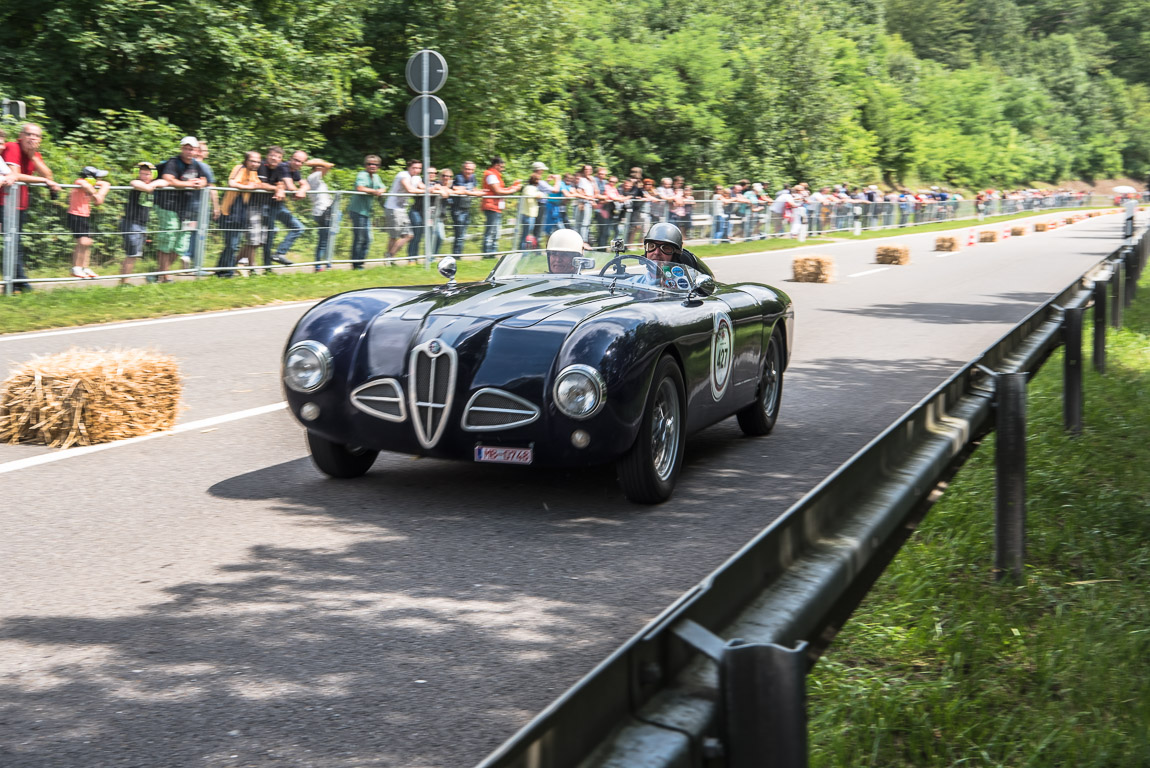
left=437, top=256, right=458, bottom=288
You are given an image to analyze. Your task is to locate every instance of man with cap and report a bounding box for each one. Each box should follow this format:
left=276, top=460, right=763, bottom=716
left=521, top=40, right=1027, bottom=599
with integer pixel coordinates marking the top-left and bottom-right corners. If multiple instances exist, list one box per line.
left=155, top=137, right=209, bottom=281
left=2, top=123, right=62, bottom=292
left=66, top=166, right=111, bottom=279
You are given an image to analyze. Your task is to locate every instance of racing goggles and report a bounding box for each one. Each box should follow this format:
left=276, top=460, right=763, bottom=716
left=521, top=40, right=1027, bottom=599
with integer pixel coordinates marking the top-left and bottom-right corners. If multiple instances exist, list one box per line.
left=644, top=241, right=678, bottom=256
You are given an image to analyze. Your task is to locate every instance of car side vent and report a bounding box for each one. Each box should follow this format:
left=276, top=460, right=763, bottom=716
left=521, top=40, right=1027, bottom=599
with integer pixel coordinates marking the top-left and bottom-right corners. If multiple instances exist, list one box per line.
left=461, top=388, right=541, bottom=432
left=351, top=378, right=407, bottom=423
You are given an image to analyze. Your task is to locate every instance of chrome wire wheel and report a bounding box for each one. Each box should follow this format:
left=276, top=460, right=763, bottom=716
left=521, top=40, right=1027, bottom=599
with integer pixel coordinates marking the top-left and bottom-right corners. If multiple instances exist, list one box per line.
left=761, top=335, right=781, bottom=420
left=650, top=378, right=681, bottom=481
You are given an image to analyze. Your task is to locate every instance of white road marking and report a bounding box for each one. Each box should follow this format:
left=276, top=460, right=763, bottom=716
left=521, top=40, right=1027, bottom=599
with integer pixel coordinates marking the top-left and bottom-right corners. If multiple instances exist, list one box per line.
left=848, top=267, right=891, bottom=278
left=0, top=402, right=288, bottom=474
left=0, top=302, right=315, bottom=344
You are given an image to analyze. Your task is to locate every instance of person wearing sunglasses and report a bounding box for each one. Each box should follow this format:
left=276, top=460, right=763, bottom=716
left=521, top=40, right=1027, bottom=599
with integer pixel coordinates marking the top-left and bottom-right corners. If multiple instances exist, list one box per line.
left=642, top=221, right=709, bottom=276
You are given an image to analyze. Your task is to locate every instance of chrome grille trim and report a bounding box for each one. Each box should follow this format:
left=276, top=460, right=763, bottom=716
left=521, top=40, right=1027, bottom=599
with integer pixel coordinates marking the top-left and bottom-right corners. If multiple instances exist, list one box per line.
left=408, top=339, right=457, bottom=449
left=350, top=378, right=407, bottom=423
left=461, top=388, right=541, bottom=432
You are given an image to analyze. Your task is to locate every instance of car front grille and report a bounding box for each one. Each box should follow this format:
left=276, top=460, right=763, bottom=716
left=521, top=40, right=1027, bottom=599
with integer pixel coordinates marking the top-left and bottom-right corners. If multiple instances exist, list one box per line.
left=350, top=378, right=406, bottom=422
left=409, top=339, right=457, bottom=449
left=461, top=388, right=540, bottom=431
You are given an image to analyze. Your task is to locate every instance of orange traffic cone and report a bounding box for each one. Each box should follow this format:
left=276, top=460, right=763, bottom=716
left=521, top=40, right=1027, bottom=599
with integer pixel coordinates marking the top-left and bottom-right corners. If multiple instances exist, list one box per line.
left=966, top=229, right=978, bottom=247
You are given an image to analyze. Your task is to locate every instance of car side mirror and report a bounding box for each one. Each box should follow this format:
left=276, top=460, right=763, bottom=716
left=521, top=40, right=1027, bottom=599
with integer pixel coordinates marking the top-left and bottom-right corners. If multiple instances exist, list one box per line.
left=437, top=256, right=457, bottom=285
left=691, top=274, right=716, bottom=297
left=572, top=256, right=596, bottom=273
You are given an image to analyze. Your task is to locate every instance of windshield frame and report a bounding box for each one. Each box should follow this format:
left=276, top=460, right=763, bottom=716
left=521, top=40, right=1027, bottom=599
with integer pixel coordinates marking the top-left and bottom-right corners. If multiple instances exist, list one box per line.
left=487, top=250, right=700, bottom=296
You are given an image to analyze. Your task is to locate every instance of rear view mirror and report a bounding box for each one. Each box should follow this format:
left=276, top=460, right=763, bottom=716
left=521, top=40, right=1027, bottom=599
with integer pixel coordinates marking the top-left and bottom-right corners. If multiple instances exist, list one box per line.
left=572, top=256, right=596, bottom=273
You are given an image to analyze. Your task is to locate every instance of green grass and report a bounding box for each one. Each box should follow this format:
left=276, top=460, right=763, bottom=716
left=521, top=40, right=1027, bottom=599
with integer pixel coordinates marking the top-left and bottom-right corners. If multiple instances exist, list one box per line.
left=0, top=260, right=495, bottom=334
left=827, top=206, right=1112, bottom=241
left=808, top=269, right=1150, bottom=766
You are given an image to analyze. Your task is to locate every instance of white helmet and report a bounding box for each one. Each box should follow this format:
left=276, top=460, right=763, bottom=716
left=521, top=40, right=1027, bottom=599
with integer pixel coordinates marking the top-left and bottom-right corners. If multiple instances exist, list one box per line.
left=546, top=228, right=583, bottom=255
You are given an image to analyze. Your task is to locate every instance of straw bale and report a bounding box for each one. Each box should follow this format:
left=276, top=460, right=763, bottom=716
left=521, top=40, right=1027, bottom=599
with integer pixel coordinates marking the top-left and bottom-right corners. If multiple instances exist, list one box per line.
left=1034, top=222, right=1050, bottom=232
left=792, top=256, right=835, bottom=283
left=935, top=236, right=961, bottom=251
left=875, top=245, right=911, bottom=265
left=978, top=230, right=999, bottom=243
left=1010, top=226, right=1027, bottom=237
left=0, top=348, right=181, bottom=449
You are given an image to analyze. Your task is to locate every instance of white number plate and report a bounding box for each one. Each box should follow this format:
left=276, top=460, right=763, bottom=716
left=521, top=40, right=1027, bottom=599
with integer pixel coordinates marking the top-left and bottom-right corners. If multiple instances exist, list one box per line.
left=474, top=445, right=533, bottom=465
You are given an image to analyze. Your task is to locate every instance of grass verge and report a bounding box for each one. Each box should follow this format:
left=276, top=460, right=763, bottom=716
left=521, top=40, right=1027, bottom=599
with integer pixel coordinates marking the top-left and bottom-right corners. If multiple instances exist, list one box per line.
left=827, top=206, right=1112, bottom=241
left=808, top=268, right=1150, bottom=766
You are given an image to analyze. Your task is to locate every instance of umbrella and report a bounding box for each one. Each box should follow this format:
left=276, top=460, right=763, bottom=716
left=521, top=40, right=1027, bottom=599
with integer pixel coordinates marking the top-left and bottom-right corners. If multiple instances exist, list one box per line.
left=1112, top=185, right=1136, bottom=194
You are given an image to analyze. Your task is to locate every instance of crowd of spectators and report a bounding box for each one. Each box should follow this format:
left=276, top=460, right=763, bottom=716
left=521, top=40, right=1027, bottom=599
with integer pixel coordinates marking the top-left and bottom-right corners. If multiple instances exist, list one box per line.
left=0, top=123, right=1112, bottom=289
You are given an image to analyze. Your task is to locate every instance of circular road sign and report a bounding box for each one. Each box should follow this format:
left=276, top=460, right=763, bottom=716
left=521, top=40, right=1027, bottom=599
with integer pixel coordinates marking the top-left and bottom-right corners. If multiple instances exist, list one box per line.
left=405, top=50, right=448, bottom=94
left=406, top=95, right=448, bottom=139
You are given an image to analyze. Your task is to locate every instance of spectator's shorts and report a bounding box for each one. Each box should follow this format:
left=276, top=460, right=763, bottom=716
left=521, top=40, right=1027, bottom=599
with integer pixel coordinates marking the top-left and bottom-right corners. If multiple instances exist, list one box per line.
left=246, top=210, right=267, bottom=246
left=121, top=220, right=147, bottom=257
left=155, top=208, right=191, bottom=254
left=67, top=213, right=91, bottom=238
left=385, top=208, right=412, bottom=238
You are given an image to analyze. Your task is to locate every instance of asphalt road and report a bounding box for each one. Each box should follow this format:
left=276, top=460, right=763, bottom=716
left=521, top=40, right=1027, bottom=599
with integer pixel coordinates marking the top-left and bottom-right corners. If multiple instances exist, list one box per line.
left=0, top=212, right=1130, bottom=767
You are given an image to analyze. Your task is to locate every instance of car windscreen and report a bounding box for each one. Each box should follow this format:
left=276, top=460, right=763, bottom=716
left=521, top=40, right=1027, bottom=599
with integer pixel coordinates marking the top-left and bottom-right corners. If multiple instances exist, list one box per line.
left=490, top=250, right=700, bottom=294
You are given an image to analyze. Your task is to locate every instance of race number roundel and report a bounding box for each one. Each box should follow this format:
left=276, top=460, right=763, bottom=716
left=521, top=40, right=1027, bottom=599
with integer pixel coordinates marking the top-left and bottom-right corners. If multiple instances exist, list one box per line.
left=710, top=311, right=733, bottom=400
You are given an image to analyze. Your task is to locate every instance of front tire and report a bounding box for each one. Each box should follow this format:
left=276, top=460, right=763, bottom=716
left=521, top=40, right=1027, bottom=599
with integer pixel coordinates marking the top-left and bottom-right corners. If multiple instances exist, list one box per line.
left=617, top=357, right=686, bottom=504
left=307, top=431, right=379, bottom=478
left=737, top=329, right=784, bottom=436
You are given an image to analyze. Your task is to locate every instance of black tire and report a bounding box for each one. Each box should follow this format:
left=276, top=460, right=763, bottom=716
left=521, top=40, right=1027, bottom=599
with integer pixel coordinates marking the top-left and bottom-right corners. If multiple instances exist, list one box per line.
left=617, top=356, right=687, bottom=504
left=736, top=329, right=784, bottom=437
left=306, top=430, right=379, bottom=478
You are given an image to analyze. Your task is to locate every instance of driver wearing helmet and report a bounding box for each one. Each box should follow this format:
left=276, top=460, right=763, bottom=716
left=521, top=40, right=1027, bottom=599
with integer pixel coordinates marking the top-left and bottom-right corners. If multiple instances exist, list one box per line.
left=545, top=228, right=585, bottom=274
left=643, top=222, right=710, bottom=275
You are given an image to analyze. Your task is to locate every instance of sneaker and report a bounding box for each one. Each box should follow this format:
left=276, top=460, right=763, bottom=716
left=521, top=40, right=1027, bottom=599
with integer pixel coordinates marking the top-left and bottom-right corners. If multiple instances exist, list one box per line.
left=180, top=255, right=192, bottom=268
left=271, top=255, right=292, bottom=266
left=83, top=268, right=99, bottom=279
left=71, top=266, right=86, bottom=278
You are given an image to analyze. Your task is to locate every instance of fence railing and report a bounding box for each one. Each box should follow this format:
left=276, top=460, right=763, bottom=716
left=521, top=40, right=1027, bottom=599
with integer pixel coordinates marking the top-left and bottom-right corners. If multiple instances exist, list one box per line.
left=475, top=225, right=1147, bottom=768
left=0, top=181, right=1121, bottom=295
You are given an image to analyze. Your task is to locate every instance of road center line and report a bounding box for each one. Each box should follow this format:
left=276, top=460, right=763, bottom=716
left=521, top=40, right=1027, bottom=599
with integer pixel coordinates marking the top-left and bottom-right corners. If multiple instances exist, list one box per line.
left=0, top=402, right=288, bottom=474
left=848, top=267, right=891, bottom=278
left=0, top=302, right=315, bottom=344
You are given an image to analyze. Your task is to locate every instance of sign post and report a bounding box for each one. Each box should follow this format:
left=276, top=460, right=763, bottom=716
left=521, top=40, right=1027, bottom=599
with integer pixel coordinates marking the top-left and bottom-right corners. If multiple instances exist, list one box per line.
left=405, top=50, right=448, bottom=268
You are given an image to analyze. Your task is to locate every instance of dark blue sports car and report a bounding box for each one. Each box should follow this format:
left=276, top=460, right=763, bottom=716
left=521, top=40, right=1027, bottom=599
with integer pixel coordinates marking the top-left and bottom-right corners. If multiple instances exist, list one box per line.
left=282, top=248, right=794, bottom=503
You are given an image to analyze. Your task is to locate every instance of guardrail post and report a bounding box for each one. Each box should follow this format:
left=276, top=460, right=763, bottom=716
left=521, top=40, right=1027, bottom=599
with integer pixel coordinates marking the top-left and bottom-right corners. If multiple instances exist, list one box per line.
left=2, top=184, right=17, bottom=296
left=1125, top=247, right=1137, bottom=306
left=1093, top=277, right=1107, bottom=374
left=195, top=187, right=210, bottom=277
left=1111, top=255, right=1125, bottom=329
left=1063, top=306, right=1084, bottom=435
left=995, top=372, right=1027, bottom=582
left=722, top=640, right=809, bottom=768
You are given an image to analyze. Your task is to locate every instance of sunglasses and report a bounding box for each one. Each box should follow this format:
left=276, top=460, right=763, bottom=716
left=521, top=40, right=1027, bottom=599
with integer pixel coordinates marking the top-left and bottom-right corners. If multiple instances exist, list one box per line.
left=644, top=242, right=677, bottom=255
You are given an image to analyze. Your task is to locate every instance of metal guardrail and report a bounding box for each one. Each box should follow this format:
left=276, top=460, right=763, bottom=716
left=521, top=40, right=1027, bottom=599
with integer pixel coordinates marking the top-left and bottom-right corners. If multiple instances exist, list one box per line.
left=476, top=226, right=1147, bottom=768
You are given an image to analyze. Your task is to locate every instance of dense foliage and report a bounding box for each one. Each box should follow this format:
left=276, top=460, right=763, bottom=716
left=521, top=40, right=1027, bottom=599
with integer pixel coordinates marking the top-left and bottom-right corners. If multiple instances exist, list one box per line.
left=3, top=0, right=1150, bottom=187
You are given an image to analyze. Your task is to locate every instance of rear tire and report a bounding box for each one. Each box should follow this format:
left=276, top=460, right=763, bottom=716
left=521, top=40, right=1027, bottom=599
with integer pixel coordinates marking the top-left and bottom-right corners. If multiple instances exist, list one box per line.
left=307, top=431, right=379, bottom=478
left=736, top=329, right=784, bottom=437
left=617, top=357, right=686, bottom=504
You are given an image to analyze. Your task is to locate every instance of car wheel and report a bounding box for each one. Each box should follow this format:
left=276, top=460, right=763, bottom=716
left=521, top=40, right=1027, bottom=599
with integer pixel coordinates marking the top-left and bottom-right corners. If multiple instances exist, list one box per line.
left=617, top=356, right=686, bottom=504
left=306, top=430, right=379, bottom=478
left=736, top=329, right=784, bottom=437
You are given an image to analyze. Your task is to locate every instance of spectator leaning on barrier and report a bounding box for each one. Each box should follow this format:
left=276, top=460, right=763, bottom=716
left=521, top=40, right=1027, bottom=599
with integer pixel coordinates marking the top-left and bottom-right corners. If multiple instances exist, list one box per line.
left=349, top=154, right=385, bottom=269
left=268, top=149, right=315, bottom=264
left=257, top=147, right=293, bottom=267
left=430, top=167, right=454, bottom=255
left=0, top=128, right=12, bottom=192
left=120, top=162, right=167, bottom=283
left=406, top=163, right=432, bottom=262
left=218, top=151, right=276, bottom=278
left=481, top=156, right=521, bottom=258
left=306, top=157, right=336, bottom=271
left=2, top=123, right=61, bottom=292
left=519, top=169, right=543, bottom=250
left=67, top=166, right=111, bottom=279
left=155, top=137, right=208, bottom=280
left=181, top=139, right=219, bottom=269
left=385, top=158, right=420, bottom=262
left=450, top=160, right=481, bottom=255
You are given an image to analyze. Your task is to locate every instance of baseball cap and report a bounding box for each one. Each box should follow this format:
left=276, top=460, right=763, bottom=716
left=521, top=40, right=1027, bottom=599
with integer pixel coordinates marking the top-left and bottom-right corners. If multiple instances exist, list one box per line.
left=137, top=161, right=156, bottom=170
left=180, top=136, right=199, bottom=148
left=80, top=166, right=109, bottom=179
left=531, top=161, right=548, bottom=171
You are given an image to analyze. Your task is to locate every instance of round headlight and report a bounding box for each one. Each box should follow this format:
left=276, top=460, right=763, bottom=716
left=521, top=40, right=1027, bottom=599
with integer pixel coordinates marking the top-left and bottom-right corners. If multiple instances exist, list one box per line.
left=284, top=341, right=333, bottom=393
left=553, top=364, right=606, bottom=420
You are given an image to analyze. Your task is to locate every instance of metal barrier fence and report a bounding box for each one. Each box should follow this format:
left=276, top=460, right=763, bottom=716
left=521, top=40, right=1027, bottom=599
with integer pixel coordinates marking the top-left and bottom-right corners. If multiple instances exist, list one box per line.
left=0, top=181, right=1118, bottom=294
left=474, top=225, right=1147, bottom=768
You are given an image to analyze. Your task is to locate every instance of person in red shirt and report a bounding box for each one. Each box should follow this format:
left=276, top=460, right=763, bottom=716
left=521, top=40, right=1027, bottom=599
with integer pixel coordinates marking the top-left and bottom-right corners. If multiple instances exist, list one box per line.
left=480, top=156, right=521, bottom=257
left=3, top=123, right=61, bottom=292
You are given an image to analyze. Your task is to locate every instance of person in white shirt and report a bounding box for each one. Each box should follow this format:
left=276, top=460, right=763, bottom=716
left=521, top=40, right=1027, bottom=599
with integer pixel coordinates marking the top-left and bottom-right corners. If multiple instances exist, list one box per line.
left=769, top=187, right=792, bottom=235
left=385, top=159, right=422, bottom=260
left=306, top=159, right=336, bottom=270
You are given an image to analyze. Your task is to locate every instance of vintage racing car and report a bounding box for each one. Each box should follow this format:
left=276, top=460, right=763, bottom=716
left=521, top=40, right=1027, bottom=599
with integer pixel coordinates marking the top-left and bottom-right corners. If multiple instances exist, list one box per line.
left=282, top=244, right=794, bottom=503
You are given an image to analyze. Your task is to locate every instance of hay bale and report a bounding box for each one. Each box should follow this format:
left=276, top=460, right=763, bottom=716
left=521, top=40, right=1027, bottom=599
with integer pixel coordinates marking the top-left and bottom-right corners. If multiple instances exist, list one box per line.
left=0, top=348, right=181, bottom=449
left=875, top=245, right=910, bottom=265
left=979, top=230, right=999, bottom=243
left=1010, top=226, right=1027, bottom=237
left=792, top=255, right=835, bottom=283
left=935, top=236, right=961, bottom=251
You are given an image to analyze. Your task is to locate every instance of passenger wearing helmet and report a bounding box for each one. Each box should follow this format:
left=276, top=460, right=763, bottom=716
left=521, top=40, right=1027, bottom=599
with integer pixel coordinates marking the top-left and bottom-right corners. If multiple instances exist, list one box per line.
left=643, top=222, right=711, bottom=275
left=545, top=228, right=584, bottom=274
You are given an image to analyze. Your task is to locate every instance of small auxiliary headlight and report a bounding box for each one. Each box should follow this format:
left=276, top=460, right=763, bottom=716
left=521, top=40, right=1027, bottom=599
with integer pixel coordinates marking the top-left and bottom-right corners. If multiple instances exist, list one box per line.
left=571, top=429, right=591, bottom=448
left=553, top=364, right=606, bottom=420
left=284, top=341, right=333, bottom=393
left=300, top=402, right=321, bottom=421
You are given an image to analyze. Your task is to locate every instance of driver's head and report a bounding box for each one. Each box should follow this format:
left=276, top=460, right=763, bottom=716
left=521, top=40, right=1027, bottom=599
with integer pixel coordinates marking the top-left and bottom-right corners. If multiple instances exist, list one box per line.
left=643, top=222, right=684, bottom=263
left=545, top=229, right=584, bottom=273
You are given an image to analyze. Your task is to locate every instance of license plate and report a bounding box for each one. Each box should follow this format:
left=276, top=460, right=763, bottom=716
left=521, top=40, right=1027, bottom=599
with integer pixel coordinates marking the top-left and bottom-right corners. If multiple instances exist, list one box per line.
left=474, top=444, right=533, bottom=465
